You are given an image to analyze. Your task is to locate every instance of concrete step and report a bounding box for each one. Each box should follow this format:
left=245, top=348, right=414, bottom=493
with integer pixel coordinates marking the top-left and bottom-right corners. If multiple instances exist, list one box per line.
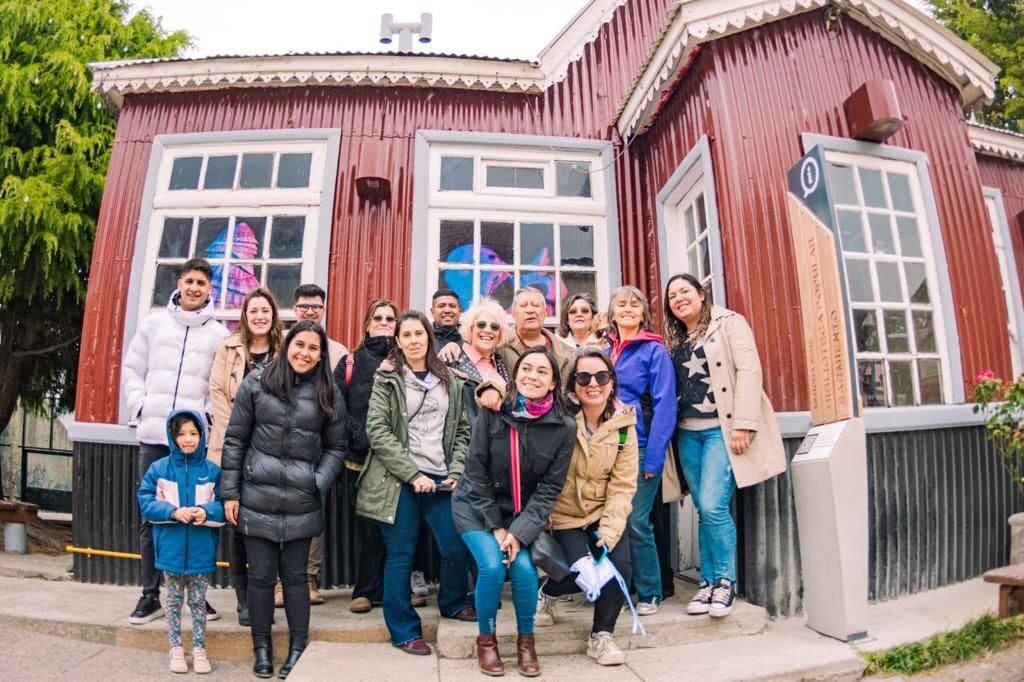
left=435, top=581, right=769, bottom=659
left=290, top=642, right=440, bottom=682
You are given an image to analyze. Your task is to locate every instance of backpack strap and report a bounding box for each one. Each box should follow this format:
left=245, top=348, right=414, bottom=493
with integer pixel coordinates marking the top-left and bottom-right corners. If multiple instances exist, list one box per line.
left=344, top=354, right=355, bottom=388
left=617, top=427, right=629, bottom=454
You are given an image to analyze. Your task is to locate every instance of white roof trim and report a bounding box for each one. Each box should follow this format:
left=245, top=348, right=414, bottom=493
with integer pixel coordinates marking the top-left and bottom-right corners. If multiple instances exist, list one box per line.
left=616, top=0, right=1000, bottom=139
left=90, top=0, right=630, bottom=110
left=968, top=123, right=1024, bottom=163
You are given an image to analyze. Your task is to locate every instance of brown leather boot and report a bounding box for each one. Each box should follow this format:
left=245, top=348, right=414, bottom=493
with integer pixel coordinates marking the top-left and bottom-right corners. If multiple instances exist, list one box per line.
left=516, top=633, right=540, bottom=677
left=476, top=633, right=505, bottom=676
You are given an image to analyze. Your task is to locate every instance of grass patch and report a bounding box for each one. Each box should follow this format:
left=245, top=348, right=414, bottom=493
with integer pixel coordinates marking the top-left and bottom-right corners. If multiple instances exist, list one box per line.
left=863, top=613, right=1024, bottom=676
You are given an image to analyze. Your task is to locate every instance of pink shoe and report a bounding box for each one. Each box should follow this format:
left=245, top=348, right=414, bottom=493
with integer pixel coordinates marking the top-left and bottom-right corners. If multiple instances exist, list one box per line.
left=169, top=646, right=188, bottom=674
left=192, top=647, right=212, bottom=674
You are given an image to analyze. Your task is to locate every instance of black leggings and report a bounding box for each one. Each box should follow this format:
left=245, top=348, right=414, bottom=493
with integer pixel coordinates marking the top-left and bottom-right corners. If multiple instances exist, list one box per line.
left=244, top=535, right=311, bottom=646
left=228, top=525, right=247, bottom=594
left=541, top=522, right=632, bottom=634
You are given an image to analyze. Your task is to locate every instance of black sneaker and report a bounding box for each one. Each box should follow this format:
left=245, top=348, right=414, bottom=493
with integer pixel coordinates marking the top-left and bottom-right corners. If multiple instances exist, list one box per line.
left=686, top=580, right=714, bottom=615
left=129, top=595, right=164, bottom=624
left=708, top=578, right=735, bottom=618
left=206, top=601, right=221, bottom=621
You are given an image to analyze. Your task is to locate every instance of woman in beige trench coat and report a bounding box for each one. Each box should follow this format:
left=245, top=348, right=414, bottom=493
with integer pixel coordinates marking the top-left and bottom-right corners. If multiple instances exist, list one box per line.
left=663, top=274, right=786, bottom=620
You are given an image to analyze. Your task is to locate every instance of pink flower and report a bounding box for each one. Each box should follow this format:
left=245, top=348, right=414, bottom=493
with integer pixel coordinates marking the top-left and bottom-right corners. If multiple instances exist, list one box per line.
left=977, top=369, right=996, bottom=382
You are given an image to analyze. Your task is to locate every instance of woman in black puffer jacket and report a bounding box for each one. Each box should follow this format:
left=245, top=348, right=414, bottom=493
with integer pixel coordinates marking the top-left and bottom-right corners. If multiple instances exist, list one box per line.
left=222, top=320, right=346, bottom=679
left=332, top=298, right=397, bottom=614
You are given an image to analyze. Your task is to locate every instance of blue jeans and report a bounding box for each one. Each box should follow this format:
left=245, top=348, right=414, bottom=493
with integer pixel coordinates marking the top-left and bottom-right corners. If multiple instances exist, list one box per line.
left=677, top=427, right=737, bottom=583
left=460, top=530, right=537, bottom=635
left=626, top=447, right=663, bottom=601
left=377, top=479, right=471, bottom=645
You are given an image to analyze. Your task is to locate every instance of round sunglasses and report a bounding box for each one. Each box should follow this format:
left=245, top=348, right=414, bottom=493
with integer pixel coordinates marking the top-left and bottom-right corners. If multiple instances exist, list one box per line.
left=475, top=320, right=502, bottom=332
left=574, top=370, right=613, bottom=387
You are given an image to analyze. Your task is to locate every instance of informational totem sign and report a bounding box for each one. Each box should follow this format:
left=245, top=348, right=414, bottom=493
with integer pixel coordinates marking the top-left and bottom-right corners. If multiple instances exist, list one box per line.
left=785, top=146, right=858, bottom=425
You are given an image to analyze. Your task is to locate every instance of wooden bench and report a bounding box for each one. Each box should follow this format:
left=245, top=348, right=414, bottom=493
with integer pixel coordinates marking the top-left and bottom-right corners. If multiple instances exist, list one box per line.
left=984, top=564, right=1024, bottom=618
left=0, top=500, right=39, bottom=525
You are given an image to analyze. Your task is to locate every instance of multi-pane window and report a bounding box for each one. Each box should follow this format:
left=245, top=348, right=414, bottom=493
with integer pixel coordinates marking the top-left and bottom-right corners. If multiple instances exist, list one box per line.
left=825, top=152, right=949, bottom=407
left=140, top=139, right=328, bottom=325
left=985, top=191, right=1023, bottom=375
left=676, top=183, right=713, bottom=300
left=428, top=143, right=607, bottom=322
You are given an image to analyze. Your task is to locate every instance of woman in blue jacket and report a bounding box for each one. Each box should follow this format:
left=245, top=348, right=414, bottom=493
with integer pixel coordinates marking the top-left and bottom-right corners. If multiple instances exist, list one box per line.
left=137, top=410, right=226, bottom=675
left=603, top=285, right=677, bottom=615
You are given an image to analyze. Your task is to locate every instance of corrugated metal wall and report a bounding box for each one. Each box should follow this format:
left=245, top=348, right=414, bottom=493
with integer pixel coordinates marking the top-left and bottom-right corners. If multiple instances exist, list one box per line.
left=625, top=10, right=1012, bottom=411
left=75, top=0, right=675, bottom=424
left=977, top=153, right=1024, bottom=301
left=867, top=426, right=1022, bottom=601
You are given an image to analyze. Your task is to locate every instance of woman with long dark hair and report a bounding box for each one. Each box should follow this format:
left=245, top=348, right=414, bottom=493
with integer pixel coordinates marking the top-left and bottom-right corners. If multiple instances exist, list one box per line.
left=208, top=287, right=283, bottom=626
left=664, top=274, right=785, bottom=618
left=221, top=320, right=346, bottom=678
left=335, top=298, right=398, bottom=614
left=356, top=311, right=475, bottom=656
left=535, top=346, right=638, bottom=666
left=603, top=285, right=677, bottom=615
left=452, top=346, right=576, bottom=677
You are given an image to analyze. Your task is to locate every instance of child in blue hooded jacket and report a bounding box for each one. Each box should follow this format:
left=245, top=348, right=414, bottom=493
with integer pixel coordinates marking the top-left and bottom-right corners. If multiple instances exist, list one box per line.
left=138, top=409, right=226, bottom=674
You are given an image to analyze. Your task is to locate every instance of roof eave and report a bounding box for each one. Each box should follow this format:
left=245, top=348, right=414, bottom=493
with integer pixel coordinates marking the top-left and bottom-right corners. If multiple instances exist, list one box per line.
left=968, top=123, right=1024, bottom=164
left=615, top=0, right=1000, bottom=140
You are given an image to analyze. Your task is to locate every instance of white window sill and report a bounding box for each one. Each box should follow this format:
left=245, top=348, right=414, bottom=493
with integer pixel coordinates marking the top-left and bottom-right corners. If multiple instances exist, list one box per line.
left=776, top=404, right=986, bottom=439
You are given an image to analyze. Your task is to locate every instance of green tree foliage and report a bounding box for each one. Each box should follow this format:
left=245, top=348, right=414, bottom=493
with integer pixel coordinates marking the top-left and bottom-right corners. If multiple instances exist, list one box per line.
left=0, top=1, right=188, bottom=480
left=927, top=0, right=1024, bottom=132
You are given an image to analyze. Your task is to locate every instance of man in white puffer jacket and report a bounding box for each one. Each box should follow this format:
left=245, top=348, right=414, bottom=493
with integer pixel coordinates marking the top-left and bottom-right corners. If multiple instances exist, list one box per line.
left=122, top=258, right=229, bottom=624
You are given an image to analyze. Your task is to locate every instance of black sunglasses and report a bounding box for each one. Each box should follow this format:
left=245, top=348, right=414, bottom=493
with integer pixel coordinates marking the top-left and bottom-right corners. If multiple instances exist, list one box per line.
left=475, top=320, right=502, bottom=332
left=574, top=370, right=612, bottom=387
left=373, top=314, right=396, bottom=323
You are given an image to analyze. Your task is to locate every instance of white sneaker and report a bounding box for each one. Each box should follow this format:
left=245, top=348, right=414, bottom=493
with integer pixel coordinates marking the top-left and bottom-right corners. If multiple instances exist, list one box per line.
left=636, top=597, right=662, bottom=616
left=534, top=588, right=558, bottom=627
left=587, top=631, right=624, bottom=666
left=410, top=571, right=429, bottom=597
left=687, top=580, right=714, bottom=615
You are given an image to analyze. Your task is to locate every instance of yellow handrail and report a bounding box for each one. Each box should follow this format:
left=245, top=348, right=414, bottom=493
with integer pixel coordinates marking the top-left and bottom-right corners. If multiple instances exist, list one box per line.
left=66, top=545, right=230, bottom=568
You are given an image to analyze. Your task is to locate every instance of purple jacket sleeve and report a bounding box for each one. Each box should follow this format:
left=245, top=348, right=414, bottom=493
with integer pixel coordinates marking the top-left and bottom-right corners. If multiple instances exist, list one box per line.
left=642, top=344, right=679, bottom=476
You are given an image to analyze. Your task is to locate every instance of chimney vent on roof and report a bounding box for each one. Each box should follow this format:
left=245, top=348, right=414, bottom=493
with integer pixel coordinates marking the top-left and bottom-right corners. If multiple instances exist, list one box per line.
left=380, top=13, right=433, bottom=52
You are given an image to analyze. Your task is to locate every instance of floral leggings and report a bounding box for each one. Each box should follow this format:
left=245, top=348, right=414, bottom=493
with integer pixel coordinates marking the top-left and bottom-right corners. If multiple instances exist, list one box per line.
left=164, top=572, right=210, bottom=649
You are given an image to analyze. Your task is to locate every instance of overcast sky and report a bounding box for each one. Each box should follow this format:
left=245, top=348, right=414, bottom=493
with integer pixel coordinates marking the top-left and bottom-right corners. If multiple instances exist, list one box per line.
left=131, top=1, right=936, bottom=61
left=130, top=1, right=591, bottom=60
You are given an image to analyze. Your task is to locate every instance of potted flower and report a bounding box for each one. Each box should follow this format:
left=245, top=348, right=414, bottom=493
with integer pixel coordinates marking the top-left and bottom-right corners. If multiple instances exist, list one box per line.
left=972, top=369, right=1024, bottom=563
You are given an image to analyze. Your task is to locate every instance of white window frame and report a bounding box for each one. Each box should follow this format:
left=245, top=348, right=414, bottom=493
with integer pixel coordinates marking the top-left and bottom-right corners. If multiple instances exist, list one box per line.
left=413, top=131, right=620, bottom=323
left=825, top=149, right=952, bottom=407
left=656, top=135, right=726, bottom=305
left=983, top=186, right=1024, bottom=376
left=119, top=128, right=341, bottom=425
left=802, top=133, right=966, bottom=409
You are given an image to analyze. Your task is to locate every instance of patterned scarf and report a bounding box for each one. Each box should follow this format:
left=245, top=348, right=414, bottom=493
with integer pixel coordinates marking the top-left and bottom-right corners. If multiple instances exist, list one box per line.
left=510, top=392, right=554, bottom=420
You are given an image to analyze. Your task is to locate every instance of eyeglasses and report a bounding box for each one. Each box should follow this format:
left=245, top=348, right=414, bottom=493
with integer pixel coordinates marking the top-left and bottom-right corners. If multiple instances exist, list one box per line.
left=574, top=370, right=612, bottom=387
left=295, top=303, right=324, bottom=312
left=373, top=314, right=396, bottom=323
left=475, top=320, right=502, bottom=332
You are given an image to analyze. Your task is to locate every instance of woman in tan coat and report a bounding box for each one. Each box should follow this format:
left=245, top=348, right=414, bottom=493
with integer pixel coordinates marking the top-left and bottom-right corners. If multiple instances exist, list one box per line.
left=208, top=287, right=283, bottom=626
left=664, top=274, right=785, bottom=619
left=535, top=346, right=638, bottom=666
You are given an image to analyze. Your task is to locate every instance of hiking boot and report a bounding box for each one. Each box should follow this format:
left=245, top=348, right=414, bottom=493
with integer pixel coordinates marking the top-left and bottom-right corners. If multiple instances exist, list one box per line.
left=411, top=570, right=429, bottom=597
left=129, top=595, right=164, bottom=624
left=308, top=575, right=324, bottom=605
left=587, top=631, right=624, bottom=666
left=636, top=596, right=662, bottom=616
left=192, top=647, right=212, bottom=674
left=169, top=645, right=188, bottom=674
left=534, top=588, right=558, bottom=627
left=687, top=580, right=714, bottom=615
left=411, top=593, right=427, bottom=607
left=349, top=597, right=373, bottom=613
left=709, top=578, right=735, bottom=618
left=274, top=580, right=284, bottom=608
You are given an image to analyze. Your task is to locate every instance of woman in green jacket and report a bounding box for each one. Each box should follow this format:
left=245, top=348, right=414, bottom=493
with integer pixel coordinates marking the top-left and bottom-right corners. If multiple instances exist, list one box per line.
left=356, top=311, right=475, bottom=655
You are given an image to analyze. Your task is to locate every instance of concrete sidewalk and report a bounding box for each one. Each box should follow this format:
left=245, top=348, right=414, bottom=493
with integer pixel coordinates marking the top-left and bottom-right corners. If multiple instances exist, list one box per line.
left=0, top=552, right=1006, bottom=680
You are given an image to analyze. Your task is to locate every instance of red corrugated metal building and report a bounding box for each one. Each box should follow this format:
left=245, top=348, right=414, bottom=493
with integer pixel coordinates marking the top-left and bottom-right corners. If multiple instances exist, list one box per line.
left=65, top=0, right=1024, bottom=613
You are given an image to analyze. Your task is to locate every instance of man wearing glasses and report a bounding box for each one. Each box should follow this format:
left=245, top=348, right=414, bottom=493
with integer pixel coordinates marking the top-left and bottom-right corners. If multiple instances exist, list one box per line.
left=290, top=283, right=349, bottom=607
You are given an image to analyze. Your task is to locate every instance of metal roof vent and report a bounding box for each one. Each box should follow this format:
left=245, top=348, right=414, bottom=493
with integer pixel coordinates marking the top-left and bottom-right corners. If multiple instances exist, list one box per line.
left=380, top=13, right=433, bottom=52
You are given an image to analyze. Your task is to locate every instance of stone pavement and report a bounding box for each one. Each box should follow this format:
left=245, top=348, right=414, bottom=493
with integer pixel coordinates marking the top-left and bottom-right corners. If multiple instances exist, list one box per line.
left=0, top=552, right=1013, bottom=680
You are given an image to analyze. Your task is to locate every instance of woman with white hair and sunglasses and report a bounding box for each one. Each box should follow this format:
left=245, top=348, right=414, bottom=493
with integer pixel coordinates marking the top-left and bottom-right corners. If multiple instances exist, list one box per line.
left=447, top=298, right=511, bottom=422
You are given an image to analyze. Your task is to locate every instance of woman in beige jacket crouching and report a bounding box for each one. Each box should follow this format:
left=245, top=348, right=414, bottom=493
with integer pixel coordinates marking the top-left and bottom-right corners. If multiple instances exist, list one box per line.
left=535, top=346, right=638, bottom=667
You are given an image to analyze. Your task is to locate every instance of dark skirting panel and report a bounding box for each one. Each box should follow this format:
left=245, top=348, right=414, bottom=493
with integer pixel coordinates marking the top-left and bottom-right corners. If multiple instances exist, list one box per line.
left=72, top=426, right=1021, bottom=618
